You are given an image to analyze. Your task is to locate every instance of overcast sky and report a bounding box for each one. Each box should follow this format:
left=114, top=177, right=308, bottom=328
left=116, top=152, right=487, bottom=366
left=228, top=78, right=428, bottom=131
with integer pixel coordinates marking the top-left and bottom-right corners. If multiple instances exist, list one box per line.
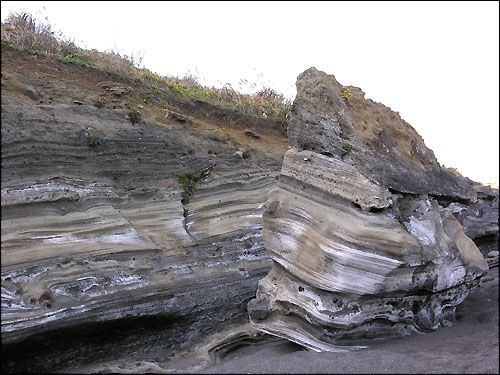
left=2, top=1, right=499, bottom=182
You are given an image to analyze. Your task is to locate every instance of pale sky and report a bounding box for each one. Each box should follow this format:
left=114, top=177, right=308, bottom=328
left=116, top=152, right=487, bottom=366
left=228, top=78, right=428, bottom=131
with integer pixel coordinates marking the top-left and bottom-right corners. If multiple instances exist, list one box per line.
left=2, top=1, right=499, bottom=182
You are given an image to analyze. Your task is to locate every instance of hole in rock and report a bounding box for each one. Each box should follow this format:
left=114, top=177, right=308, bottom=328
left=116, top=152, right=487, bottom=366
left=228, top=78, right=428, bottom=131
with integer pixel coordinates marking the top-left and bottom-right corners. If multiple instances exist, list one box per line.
left=412, top=302, right=419, bottom=315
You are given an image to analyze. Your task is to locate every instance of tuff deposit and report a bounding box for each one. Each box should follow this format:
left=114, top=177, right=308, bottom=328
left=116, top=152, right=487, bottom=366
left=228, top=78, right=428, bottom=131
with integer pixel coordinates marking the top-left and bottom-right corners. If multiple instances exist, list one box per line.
left=1, top=46, right=497, bottom=373
left=0, top=98, right=278, bottom=345
left=248, top=67, right=493, bottom=352
left=1, top=45, right=288, bottom=372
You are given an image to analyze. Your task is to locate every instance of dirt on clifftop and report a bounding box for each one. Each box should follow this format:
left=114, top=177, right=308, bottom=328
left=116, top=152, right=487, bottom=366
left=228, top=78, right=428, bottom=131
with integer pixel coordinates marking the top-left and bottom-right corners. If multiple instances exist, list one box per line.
left=1, top=45, right=290, bottom=162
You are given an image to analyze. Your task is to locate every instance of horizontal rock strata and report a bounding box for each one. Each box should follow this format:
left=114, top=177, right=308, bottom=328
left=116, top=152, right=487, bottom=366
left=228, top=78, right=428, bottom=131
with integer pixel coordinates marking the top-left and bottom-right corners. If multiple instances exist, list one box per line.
left=249, top=67, right=491, bottom=351
left=1, top=96, right=278, bottom=358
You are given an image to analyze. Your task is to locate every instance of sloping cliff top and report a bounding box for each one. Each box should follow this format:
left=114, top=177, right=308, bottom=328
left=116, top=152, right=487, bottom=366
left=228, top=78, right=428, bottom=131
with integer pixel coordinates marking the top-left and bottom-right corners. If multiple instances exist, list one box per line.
left=288, top=67, right=476, bottom=201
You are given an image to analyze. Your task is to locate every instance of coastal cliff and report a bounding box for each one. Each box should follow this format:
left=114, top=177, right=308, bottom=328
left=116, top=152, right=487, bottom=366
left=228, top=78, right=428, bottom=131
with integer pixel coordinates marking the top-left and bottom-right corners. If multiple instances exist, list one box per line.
left=1, top=47, right=497, bottom=372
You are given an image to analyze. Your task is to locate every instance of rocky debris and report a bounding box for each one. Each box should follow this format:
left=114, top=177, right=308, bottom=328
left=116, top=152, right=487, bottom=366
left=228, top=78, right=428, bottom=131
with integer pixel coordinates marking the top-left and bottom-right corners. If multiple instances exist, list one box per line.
left=165, top=110, right=189, bottom=123
left=96, top=81, right=133, bottom=97
left=245, top=129, right=261, bottom=139
left=249, top=67, right=491, bottom=352
left=22, top=84, right=40, bottom=101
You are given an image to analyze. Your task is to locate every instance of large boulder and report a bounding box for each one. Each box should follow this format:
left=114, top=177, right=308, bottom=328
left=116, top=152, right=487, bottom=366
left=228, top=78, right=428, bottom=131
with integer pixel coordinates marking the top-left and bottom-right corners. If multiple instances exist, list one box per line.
left=248, top=67, right=490, bottom=351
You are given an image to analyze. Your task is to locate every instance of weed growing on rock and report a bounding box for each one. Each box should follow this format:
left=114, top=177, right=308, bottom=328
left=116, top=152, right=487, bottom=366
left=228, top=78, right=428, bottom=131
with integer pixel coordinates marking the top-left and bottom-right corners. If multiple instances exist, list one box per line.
left=143, top=84, right=162, bottom=104
left=342, top=142, right=352, bottom=152
left=178, top=171, right=203, bottom=204
left=93, top=99, right=105, bottom=108
left=128, top=111, right=142, bottom=125
left=341, top=86, right=352, bottom=102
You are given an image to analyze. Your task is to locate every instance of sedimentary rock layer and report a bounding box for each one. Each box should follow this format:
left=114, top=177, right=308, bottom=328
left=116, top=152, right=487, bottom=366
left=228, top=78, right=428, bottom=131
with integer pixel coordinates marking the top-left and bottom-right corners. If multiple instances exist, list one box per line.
left=249, top=67, right=490, bottom=351
left=1, top=96, right=277, bottom=349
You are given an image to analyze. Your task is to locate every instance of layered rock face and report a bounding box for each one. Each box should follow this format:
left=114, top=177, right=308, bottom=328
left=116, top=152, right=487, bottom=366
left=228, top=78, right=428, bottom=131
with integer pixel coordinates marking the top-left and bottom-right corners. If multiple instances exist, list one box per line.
left=248, top=67, right=491, bottom=351
left=0, top=94, right=279, bottom=356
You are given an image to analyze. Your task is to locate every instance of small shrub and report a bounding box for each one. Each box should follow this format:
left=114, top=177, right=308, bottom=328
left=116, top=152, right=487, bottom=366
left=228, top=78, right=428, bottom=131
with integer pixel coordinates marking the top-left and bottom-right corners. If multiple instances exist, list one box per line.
left=93, top=99, right=105, bottom=108
left=128, top=110, right=141, bottom=125
left=1, top=39, right=14, bottom=47
left=342, top=142, right=352, bottom=152
left=178, top=170, right=203, bottom=204
left=341, top=86, right=352, bottom=102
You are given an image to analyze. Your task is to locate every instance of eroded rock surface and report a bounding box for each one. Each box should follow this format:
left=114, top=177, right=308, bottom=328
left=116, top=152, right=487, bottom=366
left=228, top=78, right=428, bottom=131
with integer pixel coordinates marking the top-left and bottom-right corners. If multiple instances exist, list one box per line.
left=0, top=45, right=296, bottom=372
left=249, top=67, right=492, bottom=352
left=0, top=95, right=280, bottom=358
left=1, top=46, right=497, bottom=372
left=447, top=184, right=499, bottom=266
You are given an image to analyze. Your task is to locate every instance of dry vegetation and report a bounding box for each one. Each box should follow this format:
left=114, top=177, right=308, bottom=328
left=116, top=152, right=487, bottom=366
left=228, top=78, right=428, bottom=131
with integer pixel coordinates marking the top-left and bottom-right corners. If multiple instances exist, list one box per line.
left=1, top=11, right=292, bottom=121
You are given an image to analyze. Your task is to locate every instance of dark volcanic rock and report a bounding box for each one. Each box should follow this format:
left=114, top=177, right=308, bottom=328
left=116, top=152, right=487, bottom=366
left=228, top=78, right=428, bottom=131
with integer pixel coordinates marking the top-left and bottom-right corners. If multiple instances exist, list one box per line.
left=22, top=84, right=40, bottom=101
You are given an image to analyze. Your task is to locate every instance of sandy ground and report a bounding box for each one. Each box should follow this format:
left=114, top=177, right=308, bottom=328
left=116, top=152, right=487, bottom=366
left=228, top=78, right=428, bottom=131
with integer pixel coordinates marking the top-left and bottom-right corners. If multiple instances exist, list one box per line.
left=200, top=267, right=499, bottom=374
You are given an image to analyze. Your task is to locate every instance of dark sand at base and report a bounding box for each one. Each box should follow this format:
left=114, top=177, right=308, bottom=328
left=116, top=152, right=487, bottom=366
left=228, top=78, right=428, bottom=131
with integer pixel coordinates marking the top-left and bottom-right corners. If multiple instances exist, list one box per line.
left=201, top=267, right=499, bottom=374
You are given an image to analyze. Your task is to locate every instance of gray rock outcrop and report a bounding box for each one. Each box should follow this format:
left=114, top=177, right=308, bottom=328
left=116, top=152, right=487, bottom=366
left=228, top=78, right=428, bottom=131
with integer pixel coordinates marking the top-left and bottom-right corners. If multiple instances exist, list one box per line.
left=249, top=67, right=491, bottom=351
left=0, top=96, right=278, bottom=350
left=1, top=45, right=497, bottom=372
left=448, top=184, right=499, bottom=266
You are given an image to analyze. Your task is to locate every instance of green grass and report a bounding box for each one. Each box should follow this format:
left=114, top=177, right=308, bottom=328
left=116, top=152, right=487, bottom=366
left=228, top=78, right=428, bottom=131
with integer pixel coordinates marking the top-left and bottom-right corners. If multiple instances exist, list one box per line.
left=23, top=44, right=97, bottom=68
left=2, top=39, right=14, bottom=47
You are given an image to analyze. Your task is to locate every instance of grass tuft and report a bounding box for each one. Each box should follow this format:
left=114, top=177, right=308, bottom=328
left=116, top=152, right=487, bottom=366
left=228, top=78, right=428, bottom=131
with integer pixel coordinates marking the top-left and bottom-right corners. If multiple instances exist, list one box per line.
left=178, top=171, right=203, bottom=204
